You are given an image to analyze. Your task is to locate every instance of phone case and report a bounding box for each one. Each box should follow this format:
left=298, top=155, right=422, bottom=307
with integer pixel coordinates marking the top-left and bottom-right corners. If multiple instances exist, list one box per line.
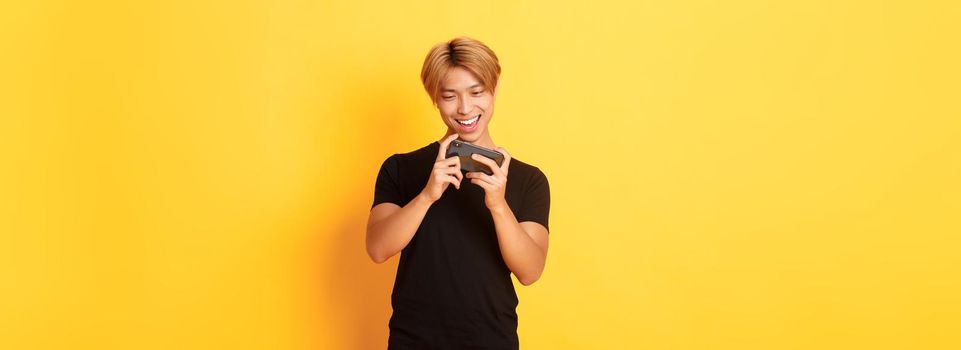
left=446, top=140, right=505, bottom=175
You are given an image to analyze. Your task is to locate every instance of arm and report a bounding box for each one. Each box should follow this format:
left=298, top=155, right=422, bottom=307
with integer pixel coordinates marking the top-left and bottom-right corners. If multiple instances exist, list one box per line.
left=465, top=148, right=550, bottom=286
left=490, top=206, right=550, bottom=285
left=365, top=194, right=434, bottom=264
left=366, top=133, right=463, bottom=264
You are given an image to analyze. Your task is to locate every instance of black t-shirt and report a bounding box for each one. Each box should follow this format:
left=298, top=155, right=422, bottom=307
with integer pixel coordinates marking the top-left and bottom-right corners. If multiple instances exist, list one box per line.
left=371, top=141, right=550, bottom=349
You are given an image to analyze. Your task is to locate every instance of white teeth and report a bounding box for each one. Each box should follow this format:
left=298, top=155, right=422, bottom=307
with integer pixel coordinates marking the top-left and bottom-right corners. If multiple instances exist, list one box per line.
left=457, top=115, right=480, bottom=126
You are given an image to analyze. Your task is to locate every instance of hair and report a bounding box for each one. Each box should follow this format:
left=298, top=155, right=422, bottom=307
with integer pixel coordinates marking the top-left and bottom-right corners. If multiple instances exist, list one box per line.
left=420, top=37, right=501, bottom=105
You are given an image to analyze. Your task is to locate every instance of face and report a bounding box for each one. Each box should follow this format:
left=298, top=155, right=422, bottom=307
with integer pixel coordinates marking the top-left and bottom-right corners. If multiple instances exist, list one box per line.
left=437, top=66, right=496, bottom=143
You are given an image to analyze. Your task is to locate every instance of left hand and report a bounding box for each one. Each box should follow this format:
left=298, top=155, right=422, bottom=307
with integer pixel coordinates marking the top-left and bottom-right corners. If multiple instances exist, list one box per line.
left=466, top=147, right=512, bottom=211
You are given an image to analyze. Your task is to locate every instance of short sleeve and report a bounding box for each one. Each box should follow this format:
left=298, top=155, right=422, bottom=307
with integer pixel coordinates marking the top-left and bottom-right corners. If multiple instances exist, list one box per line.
left=371, top=155, right=404, bottom=209
left=516, top=168, right=550, bottom=232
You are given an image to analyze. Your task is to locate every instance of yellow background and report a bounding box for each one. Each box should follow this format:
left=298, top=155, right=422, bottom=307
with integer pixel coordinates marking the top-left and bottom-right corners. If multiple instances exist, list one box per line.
left=2, top=1, right=959, bottom=349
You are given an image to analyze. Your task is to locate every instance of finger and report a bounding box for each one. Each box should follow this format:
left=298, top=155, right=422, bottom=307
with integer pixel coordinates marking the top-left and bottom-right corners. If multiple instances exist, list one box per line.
left=436, top=172, right=460, bottom=190
left=436, top=155, right=460, bottom=169
left=471, top=154, right=504, bottom=177
left=437, top=166, right=463, bottom=182
left=466, top=171, right=500, bottom=186
left=495, top=147, right=511, bottom=174
left=446, top=168, right=464, bottom=182
left=470, top=178, right=493, bottom=191
left=447, top=175, right=462, bottom=189
left=437, top=134, right=460, bottom=161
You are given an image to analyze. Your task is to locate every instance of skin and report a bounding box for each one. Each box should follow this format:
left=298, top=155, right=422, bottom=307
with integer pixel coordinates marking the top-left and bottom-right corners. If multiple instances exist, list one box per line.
left=365, top=66, right=549, bottom=286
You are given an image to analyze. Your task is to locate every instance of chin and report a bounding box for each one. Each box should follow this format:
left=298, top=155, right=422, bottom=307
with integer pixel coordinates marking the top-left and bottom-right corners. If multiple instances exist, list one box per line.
left=456, top=130, right=484, bottom=142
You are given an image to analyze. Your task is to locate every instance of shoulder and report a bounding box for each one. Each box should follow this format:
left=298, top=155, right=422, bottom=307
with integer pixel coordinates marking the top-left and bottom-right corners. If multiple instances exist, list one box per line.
left=381, top=141, right=438, bottom=167
left=508, top=157, right=548, bottom=188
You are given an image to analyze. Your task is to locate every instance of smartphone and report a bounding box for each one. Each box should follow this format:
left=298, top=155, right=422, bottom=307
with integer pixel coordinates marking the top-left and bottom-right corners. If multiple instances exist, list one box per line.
left=446, top=140, right=505, bottom=175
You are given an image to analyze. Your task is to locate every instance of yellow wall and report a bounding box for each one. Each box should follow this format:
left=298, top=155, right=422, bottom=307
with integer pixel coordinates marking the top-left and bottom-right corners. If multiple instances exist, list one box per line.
left=2, top=1, right=959, bottom=349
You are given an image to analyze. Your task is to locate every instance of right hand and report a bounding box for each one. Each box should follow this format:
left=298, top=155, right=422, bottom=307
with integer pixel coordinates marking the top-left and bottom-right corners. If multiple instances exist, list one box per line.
left=420, top=134, right=463, bottom=202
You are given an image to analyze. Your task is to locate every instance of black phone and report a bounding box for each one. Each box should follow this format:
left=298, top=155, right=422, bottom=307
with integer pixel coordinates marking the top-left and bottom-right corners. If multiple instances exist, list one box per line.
left=446, top=140, right=505, bottom=175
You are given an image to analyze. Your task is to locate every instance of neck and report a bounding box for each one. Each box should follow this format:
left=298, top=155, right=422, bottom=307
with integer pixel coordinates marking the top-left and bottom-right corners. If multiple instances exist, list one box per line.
left=440, top=129, right=496, bottom=150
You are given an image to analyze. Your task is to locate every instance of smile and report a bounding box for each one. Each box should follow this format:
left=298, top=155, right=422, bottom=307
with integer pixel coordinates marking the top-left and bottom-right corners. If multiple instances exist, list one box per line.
left=456, top=114, right=481, bottom=126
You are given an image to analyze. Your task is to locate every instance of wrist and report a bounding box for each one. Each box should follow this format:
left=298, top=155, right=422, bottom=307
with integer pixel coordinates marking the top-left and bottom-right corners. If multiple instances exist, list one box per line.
left=488, top=201, right=511, bottom=216
left=415, top=191, right=435, bottom=206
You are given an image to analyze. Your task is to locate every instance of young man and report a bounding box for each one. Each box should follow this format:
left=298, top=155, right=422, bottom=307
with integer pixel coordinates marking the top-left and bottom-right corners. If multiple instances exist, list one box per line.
left=366, top=37, right=550, bottom=349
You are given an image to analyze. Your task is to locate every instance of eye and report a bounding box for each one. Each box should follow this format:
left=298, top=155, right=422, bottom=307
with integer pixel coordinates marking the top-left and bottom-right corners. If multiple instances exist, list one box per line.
left=471, top=90, right=484, bottom=96
left=442, top=95, right=455, bottom=100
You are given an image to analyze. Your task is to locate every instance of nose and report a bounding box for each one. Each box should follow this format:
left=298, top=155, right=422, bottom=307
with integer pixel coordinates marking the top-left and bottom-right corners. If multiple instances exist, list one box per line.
left=456, top=95, right=470, bottom=115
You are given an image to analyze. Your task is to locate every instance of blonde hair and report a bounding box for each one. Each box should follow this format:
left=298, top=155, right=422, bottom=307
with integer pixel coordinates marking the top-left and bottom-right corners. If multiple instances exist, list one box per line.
left=420, top=37, right=501, bottom=105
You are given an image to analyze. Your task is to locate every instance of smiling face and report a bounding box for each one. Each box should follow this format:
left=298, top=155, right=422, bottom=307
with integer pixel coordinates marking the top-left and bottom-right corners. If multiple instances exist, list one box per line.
left=437, top=66, right=496, bottom=145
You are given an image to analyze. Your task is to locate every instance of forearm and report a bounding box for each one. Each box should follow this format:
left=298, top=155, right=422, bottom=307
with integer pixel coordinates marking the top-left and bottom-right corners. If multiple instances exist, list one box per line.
left=366, top=193, right=433, bottom=263
left=490, top=205, right=547, bottom=285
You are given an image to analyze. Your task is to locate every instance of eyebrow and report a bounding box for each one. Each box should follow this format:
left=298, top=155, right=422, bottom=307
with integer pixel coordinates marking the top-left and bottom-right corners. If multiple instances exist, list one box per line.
left=441, top=84, right=483, bottom=93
